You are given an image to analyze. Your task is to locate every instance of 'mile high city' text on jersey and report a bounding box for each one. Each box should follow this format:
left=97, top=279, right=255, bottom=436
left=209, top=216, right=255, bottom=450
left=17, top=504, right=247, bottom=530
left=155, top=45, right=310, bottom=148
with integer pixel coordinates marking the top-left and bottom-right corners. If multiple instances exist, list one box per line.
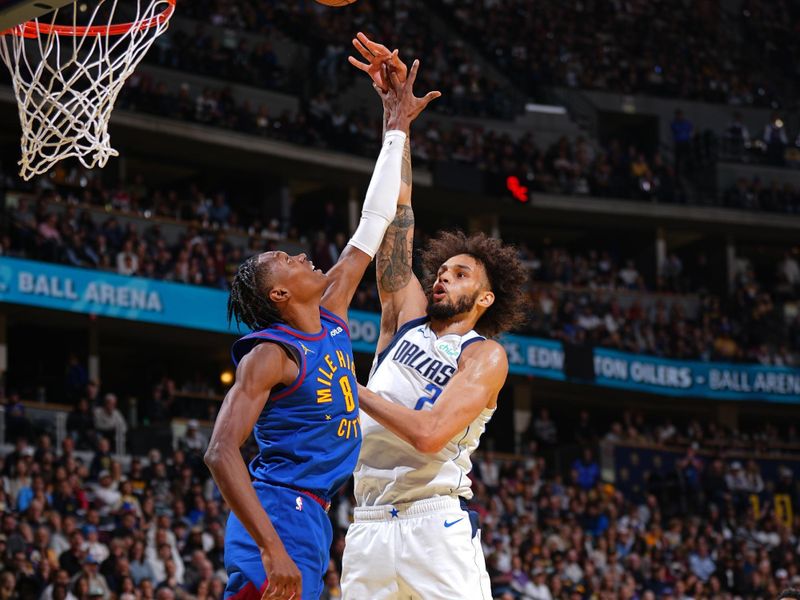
left=232, top=307, right=361, bottom=501
left=354, top=317, right=495, bottom=506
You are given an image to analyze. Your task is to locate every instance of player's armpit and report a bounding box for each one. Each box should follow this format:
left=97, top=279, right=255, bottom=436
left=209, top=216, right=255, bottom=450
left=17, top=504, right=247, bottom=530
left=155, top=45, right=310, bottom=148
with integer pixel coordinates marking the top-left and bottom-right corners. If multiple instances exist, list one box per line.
left=358, top=340, right=508, bottom=454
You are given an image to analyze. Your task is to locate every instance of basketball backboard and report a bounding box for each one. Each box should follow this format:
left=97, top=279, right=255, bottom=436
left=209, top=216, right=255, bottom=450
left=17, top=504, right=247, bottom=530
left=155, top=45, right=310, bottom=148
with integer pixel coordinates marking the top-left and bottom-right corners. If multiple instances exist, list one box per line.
left=0, top=0, right=74, bottom=31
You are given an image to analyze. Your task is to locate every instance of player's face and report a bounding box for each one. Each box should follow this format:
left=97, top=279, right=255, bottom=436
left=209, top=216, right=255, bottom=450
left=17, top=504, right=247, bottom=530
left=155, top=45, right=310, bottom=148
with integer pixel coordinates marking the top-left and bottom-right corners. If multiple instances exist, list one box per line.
left=427, top=254, right=493, bottom=320
left=260, top=251, right=327, bottom=303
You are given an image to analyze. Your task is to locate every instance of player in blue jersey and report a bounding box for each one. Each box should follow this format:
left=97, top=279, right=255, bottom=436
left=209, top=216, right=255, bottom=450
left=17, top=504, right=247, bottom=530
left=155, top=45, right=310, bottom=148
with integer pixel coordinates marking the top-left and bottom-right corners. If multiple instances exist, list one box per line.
left=203, top=59, right=440, bottom=600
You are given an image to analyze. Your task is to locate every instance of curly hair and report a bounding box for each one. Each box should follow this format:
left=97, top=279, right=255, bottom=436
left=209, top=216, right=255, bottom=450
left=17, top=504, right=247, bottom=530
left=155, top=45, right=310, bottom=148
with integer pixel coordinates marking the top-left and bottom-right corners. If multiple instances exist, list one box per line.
left=227, top=254, right=282, bottom=331
left=420, top=230, right=529, bottom=337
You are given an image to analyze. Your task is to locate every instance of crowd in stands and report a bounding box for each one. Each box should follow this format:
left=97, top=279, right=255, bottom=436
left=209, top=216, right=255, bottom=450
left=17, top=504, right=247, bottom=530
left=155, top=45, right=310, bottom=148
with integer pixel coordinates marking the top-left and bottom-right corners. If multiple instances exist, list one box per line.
left=175, top=0, right=798, bottom=113
left=175, top=0, right=517, bottom=119
left=721, top=112, right=800, bottom=170
left=2, top=372, right=799, bottom=600
left=723, top=178, right=800, bottom=213
left=6, top=190, right=245, bottom=292
left=3, top=164, right=799, bottom=365
left=435, top=0, right=792, bottom=108
left=117, top=75, right=702, bottom=207
left=458, top=414, right=800, bottom=600
left=520, top=244, right=800, bottom=365
left=150, top=23, right=291, bottom=93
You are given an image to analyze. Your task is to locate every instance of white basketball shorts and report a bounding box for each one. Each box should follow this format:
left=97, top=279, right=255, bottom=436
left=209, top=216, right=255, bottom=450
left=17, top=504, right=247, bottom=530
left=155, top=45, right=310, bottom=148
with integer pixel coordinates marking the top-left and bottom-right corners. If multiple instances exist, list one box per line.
left=341, top=495, right=492, bottom=600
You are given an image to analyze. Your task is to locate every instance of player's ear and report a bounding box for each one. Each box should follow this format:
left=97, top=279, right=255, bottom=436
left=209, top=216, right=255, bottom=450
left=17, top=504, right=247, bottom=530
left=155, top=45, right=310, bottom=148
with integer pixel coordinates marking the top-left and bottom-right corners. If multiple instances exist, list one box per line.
left=268, top=286, right=290, bottom=304
left=477, top=290, right=495, bottom=309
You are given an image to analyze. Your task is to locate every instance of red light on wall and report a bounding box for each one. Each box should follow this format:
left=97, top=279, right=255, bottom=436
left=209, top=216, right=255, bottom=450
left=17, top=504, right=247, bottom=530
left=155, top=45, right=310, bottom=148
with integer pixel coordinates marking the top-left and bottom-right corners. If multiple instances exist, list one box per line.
left=506, top=176, right=529, bottom=203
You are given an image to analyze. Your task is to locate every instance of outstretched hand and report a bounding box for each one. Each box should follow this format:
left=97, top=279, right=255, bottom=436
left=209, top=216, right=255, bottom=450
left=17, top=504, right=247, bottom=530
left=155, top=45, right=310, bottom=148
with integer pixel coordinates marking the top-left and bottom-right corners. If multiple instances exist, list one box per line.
left=348, top=32, right=407, bottom=91
left=379, top=59, right=441, bottom=133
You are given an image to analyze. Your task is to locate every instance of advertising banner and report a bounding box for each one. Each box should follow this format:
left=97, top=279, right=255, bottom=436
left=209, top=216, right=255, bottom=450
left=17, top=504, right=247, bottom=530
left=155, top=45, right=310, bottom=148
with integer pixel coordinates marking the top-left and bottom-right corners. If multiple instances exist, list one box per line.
left=2, top=258, right=798, bottom=402
left=594, top=347, right=800, bottom=403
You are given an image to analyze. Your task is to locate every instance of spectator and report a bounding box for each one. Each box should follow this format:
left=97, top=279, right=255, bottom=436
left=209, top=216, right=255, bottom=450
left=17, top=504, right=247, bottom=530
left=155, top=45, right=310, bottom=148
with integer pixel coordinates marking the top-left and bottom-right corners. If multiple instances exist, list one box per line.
left=689, top=539, right=716, bottom=582
left=93, top=394, right=127, bottom=447
left=671, top=109, right=694, bottom=175
left=178, top=420, right=208, bottom=458
left=572, top=447, right=600, bottom=491
left=70, top=554, right=110, bottom=599
left=115, top=240, right=139, bottom=276
left=763, top=113, right=789, bottom=166
left=58, top=531, right=84, bottom=577
left=67, top=398, right=96, bottom=450
left=531, top=408, right=557, bottom=447
left=89, top=438, right=113, bottom=482
left=724, top=111, right=751, bottom=159
left=91, top=473, right=121, bottom=517
left=128, top=540, right=155, bottom=587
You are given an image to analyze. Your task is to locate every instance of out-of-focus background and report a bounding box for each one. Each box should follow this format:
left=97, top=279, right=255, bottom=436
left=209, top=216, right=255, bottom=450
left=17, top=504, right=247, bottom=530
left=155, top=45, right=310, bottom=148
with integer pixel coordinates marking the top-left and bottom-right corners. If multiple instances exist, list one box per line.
left=0, top=1, right=799, bottom=598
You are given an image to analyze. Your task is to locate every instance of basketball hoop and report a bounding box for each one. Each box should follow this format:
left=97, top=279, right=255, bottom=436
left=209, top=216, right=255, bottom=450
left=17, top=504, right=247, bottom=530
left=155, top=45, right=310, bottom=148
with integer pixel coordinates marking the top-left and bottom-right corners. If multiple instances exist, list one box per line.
left=0, top=0, right=176, bottom=180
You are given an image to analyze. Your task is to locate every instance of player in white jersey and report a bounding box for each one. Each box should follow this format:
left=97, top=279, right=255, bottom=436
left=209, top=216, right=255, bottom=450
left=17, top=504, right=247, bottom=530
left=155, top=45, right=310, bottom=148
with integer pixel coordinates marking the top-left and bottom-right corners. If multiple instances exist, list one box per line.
left=342, top=34, right=531, bottom=600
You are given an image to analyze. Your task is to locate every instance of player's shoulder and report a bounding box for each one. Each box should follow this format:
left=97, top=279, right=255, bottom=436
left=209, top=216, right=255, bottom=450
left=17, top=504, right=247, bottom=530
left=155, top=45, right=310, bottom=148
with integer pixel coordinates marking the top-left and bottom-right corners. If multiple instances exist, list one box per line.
left=236, top=341, right=296, bottom=385
left=458, top=338, right=508, bottom=368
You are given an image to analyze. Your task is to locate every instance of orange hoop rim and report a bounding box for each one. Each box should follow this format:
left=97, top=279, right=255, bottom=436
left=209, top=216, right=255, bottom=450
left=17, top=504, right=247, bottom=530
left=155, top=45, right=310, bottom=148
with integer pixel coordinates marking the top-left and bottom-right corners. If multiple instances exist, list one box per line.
left=2, top=0, right=175, bottom=38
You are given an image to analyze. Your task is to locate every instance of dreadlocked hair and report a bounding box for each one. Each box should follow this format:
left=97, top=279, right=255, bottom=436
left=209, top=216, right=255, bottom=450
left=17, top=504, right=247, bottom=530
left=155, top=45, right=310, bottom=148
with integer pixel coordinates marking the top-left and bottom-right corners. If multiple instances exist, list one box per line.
left=420, top=230, right=530, bottom=338
left=227, top=255, right=282, bottom=331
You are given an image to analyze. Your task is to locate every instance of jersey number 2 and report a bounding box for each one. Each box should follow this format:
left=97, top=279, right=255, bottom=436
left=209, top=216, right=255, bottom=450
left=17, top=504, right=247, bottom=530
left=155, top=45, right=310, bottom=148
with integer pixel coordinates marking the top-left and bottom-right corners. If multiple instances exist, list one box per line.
left=414, top=383, right=442, bottom=410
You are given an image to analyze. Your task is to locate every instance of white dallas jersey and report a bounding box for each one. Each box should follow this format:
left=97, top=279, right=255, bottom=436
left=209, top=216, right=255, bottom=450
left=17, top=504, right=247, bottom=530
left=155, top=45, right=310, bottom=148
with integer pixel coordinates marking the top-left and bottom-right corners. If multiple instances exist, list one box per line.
left=354, top=317, right=495, bottom=506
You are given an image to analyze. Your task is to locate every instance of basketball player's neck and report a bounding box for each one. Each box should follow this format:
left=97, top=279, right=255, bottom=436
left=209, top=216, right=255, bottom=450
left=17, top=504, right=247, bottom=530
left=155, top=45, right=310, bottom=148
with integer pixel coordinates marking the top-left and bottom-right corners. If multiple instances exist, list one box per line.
left=429, top=313, right=478, bottom=338
left=281, top=302, right=323, bottom=334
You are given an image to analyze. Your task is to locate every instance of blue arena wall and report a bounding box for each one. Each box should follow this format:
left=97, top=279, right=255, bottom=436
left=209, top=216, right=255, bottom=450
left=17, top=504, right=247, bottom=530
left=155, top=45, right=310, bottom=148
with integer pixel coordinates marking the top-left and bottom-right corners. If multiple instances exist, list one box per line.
left=1, top=257, right=798, bottom=403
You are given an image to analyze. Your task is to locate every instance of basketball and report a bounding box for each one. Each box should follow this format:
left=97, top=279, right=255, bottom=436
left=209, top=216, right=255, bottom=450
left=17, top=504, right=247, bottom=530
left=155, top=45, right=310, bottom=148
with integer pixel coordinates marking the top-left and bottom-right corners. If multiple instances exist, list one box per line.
left=315, top=0, right=357, bottom=6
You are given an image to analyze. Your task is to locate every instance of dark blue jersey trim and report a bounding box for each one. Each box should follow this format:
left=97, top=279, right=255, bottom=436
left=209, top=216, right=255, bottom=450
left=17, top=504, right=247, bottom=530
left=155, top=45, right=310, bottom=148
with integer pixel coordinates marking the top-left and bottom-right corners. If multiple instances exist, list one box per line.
left=230, top=332, right=307, bottom=403
left=319, top=306, right=350, bottom=337
left=457, top=336, right=486, bottom=361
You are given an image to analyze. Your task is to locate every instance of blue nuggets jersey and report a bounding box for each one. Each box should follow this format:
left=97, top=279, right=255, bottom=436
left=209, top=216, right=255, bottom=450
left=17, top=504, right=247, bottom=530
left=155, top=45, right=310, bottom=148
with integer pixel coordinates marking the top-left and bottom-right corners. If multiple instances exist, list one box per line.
left=231, top=307, right=361, bottom=500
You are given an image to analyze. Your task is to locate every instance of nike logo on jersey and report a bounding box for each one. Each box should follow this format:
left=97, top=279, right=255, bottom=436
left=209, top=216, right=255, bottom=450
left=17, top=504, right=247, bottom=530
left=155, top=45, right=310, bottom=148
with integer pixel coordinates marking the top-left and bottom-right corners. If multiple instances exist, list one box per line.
left=444, top=518, right=464, bottom=528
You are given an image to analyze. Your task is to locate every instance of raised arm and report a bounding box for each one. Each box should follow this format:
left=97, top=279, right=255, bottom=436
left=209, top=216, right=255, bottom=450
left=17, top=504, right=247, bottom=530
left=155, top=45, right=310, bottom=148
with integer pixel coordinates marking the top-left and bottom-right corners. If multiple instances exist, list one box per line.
left=321, top=58, right=440, bottom=322
left=204, top=343, right=301, bottom=600
left=373, top=121, right=427, bottom=347
left=356, top=340, right=508, bottom=453
left=348, top=33, right=429, bottom=350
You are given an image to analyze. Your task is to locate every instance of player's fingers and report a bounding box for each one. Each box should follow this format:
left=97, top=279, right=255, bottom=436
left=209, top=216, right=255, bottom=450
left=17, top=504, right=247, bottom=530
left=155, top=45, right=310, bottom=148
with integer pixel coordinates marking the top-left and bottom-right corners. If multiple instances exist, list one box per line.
left=421, top=90, right=442, bottom=106
left=389, top=49, right=406, bottom=82
left=393, top=58, right=408, bottom=81
left=388, top=68, right=403, bottom=91
left=295, top=579, right=303, bottom=600
left=348, top=55, right=371, bottom=73
left=359, top=32, right=391, bottom=58
left=260, top=582, right=274, bottom=600
left=355, top=32, right=376, bottom=55
left=352, top=38, right=375, bottom=62
left=405, top=59, right=420, bottom=88
left=268, top=577, right=288, bottom=600
left=262, top=581, right=278, bottom=600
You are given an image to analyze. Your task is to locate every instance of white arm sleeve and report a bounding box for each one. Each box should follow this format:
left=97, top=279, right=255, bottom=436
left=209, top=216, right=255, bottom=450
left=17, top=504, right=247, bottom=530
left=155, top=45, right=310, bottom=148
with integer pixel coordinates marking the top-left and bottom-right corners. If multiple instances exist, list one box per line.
left=347, top=130, right=407, bottom=258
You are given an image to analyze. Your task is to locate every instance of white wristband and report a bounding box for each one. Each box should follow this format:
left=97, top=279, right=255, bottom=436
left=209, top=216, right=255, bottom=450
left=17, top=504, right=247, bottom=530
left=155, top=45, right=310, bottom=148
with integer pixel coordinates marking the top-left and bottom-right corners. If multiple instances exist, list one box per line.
left=348, top=130, right=407, bottom=258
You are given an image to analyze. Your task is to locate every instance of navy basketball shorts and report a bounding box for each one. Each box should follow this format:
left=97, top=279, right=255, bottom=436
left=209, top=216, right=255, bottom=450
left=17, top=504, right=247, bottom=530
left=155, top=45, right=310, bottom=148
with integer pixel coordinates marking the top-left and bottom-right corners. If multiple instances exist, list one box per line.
left=224, top=481, right=332, bottom=600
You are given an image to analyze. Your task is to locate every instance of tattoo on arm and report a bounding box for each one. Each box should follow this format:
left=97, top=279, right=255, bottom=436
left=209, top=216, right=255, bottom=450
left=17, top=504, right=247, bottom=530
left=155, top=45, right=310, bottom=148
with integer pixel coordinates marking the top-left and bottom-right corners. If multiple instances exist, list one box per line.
left=377, top=206, right=415, bottom=293
left=401, top=137, right=412, bottom=186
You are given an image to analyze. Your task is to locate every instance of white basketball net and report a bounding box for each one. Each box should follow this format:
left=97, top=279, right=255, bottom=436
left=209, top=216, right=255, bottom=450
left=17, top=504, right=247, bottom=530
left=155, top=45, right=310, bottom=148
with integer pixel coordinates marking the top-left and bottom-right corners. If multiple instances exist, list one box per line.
left=0, top=0, right=174, bottom=180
